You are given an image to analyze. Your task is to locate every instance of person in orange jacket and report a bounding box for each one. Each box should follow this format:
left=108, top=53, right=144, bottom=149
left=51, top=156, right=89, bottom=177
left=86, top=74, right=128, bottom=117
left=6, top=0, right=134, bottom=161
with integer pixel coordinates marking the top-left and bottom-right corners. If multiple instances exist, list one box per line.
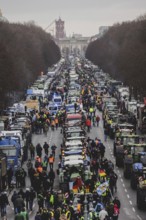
left=55, top=117, right=59, bottom=130
left=86, top=117, right=91, bottom=132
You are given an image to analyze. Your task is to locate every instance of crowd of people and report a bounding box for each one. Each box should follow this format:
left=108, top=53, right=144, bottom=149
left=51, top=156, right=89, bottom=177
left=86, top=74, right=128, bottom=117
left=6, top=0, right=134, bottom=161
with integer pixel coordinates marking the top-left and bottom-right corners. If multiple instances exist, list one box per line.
left=0, top=61, right=122, bottom=220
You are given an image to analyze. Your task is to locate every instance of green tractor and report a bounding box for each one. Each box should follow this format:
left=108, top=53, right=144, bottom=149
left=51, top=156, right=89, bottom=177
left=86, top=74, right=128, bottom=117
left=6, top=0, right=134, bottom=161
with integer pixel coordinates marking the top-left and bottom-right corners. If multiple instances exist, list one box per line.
left=137, top=167, right=146, bottom=210
left=115, top=145, right=124, bottom=167
left=114, top=134, right=139, bottom=167
left=130, top=152, right=146, bottom=190
left=123, top=144, right=146, bottom=179
left=130, top=163, right=143, bottom=190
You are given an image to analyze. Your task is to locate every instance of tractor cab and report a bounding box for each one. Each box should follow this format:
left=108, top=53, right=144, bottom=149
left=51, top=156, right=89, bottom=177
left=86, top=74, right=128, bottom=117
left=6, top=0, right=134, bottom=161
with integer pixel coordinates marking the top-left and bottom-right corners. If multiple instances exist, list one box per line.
left=130, top=162, right=143, bottom=190
left=137, top=167, right=146, bottom=210
left=114, top=134, right=139, bottom=167
left=123, top=143, right=146, bottom=178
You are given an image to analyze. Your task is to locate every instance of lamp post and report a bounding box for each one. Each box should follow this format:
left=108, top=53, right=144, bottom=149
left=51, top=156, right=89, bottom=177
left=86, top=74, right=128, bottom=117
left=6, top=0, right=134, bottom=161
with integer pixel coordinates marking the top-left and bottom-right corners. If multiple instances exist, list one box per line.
left=84, top=193, right=88, bottom=220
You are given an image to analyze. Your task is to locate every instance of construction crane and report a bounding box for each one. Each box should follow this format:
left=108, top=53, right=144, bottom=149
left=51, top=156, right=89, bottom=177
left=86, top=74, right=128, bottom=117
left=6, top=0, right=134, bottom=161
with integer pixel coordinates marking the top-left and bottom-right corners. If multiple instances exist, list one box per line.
left=45, top=20, right=55, bottom=33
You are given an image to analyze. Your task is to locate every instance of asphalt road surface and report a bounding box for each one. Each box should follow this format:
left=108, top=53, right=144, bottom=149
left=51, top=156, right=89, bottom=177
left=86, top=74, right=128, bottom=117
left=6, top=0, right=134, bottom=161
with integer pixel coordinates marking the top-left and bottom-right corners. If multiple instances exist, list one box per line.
left=6, top=111, right=146, bottom=220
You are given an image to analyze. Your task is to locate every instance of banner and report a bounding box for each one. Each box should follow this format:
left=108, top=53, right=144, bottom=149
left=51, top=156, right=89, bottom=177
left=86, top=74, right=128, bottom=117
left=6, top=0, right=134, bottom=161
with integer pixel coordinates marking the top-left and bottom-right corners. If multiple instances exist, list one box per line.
left=96, top=181, right=109, bottom=196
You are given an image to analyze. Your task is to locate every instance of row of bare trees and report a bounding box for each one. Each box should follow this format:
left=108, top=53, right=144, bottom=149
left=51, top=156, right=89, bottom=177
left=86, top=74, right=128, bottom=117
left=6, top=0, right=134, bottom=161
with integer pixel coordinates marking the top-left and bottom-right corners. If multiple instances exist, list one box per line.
left=86, top=18, right=146, bottom=99
left=0, top=21, right=61, bottom=108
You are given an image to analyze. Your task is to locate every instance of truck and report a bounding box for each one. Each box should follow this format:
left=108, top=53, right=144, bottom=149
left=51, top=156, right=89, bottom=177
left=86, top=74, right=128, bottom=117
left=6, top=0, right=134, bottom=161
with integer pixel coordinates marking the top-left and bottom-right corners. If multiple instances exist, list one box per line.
left=0, top=130, right=24, bottom=154
left=0, top=137, right=21, bottom=170
left=23, top=99, right=40, bottom=112
left=137, top=104, right=146, bottom=133
left=125, top=99, right=137, bottom=117
left=117, top=87, right=130, bottom=102
left=0, top=154, right=7, bottom=191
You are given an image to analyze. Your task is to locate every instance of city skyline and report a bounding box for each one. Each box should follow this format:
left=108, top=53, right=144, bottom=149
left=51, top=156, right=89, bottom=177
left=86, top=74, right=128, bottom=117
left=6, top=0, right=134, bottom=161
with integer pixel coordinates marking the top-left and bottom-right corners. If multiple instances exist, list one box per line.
left=1, top=0, right=146, bottom=37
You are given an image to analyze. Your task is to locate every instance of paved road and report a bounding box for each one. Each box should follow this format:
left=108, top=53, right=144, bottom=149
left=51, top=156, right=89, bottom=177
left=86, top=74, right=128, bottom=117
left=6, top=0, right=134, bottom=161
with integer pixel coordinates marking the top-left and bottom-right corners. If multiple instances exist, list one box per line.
left=91, top=110, right=145, bottom=220
left=6, top=112, right=146, bottom=220
left=6, top=127, right=62, bottom=220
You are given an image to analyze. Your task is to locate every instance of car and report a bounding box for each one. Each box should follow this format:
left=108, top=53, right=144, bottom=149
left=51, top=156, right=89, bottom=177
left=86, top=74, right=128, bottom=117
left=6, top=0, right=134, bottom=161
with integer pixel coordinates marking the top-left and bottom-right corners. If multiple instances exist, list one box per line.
left=65, top=113, right=82, bottom=127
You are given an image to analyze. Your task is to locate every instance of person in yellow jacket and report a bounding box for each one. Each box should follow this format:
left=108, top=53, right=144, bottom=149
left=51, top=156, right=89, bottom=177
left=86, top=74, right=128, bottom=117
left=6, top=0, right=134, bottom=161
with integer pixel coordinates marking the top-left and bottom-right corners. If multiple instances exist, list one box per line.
left=66, top=210, right=71, bottom=220
left=89, top=107, right=94, bottom=116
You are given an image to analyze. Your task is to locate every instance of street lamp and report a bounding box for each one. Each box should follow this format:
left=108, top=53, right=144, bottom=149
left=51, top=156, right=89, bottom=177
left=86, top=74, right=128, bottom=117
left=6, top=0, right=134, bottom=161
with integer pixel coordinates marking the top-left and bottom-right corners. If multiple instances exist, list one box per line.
left=84, top=193, right=88, bottom=220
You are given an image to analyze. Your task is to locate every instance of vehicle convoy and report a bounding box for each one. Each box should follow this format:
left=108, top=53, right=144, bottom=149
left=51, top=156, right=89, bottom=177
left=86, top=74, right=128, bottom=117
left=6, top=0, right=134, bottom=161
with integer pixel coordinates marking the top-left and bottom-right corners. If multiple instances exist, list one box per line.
left=2, top=54, right=146, bottom=220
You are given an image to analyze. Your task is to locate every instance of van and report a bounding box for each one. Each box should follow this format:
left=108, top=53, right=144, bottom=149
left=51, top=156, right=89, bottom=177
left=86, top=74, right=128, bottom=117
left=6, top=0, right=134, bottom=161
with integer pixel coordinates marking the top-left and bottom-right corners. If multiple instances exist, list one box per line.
left=48, top=104, right=59, bottom=115
left=52, top=95, right=62, bottom=106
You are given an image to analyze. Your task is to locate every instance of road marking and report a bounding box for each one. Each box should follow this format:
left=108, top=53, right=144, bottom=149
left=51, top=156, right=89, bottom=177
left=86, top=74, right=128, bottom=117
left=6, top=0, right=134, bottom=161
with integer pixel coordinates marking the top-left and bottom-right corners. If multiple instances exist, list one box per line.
left=137, top=215, right=142, bottom=220
left=127, top=194, right=130, bottom=199
left=121, top=178, right=123, bottom=182
left=129, top=200, right=132, bottom=205
left=49, top=132, right=53, bottom=144
left=123, top=207, right=132, bottom=216
left=132, top=207, right=135, bottom=212
left=125, top=189, right=127, bottom=192
left=122, top=183, right=125, bottom=188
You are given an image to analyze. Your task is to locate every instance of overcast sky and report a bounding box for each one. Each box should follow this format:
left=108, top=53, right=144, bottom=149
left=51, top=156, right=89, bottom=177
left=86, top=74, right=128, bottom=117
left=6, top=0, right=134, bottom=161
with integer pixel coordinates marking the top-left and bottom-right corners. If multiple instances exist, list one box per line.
left=1, top=0, right=146, bottom=37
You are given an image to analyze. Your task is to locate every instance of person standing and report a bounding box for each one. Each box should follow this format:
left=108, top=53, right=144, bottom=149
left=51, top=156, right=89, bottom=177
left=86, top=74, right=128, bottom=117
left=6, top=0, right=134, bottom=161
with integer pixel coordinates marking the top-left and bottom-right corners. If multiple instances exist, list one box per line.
left=96, top=115, right=100, bottom=127
left=14, top=195, right=25, bottom=213
left=43, top=142, right=49, bottom=155
left=29, top=188, right=36, bottom=211
left=55, top=117, right=59, bottom=129
left=29, top=143, right=35, bottom=160
left=20, top=207, right=29, bottom=220
left=48, top=169, right=55, bottom=189
left=99, top=208, right=108, bottom=220
left=86, top=117, right=91, bottom=132
left=51, top=144, right=57, bottom=158
left=51, top=119, right=55, bottom=131
left=18, top=189, right=25, bottom=200
left=113, top=197, right=121, bottom=210
left=14, top=210, right=25, bottom=220
left=42, top=158, right=48, bottom=171
left=36, top=143, right=42, bottom=158
left=25, top=188, right=31, bottom=211
left=7, top=167, right=13, bottom=188
left=74, top=102, right=78, bottom=113
left=48, top=154, right=55, bottom=170
left=11, top=191, right=18, bottom=214
left=37, top=191, right=44, bottom=210
left=113, top=204, right=120, bottom=220
left=0, top=192, right=9, bottom=217
left=26, top=160, right=33, bottom=177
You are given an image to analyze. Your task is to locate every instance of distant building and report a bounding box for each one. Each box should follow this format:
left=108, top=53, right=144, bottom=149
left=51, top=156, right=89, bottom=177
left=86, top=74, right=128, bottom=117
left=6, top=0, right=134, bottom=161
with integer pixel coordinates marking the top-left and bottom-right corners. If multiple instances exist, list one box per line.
left=55, top=34, right=90, bottom=56
left=54, top=17, right=90, bottom=55
left=99, top=26, right=110, bottom=37
left=55, top=17, right=65, bottom=39
left=90, top=26, right=110, bottom=42
left=0, top=9, right=8, bottom=22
